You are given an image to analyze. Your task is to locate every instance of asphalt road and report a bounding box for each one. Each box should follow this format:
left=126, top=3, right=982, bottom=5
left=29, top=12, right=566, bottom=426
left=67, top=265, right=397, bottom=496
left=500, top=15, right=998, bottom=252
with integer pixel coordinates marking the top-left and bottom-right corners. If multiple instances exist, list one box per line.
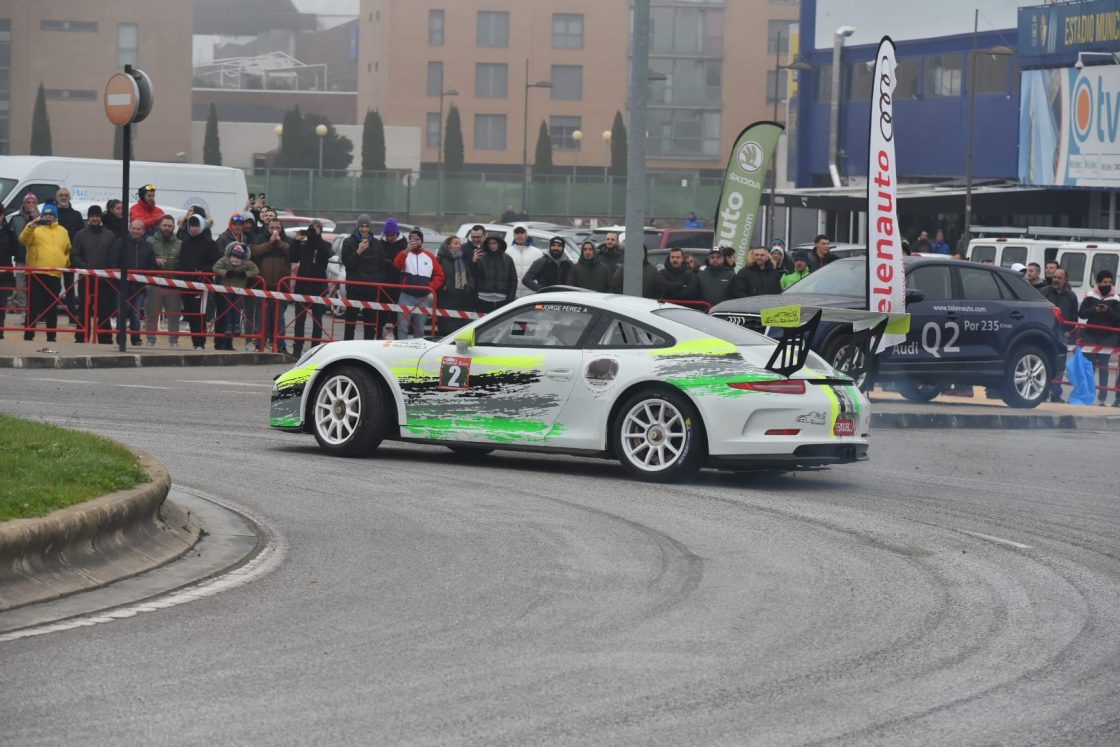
left=1, top=365, right=1118, bottom=745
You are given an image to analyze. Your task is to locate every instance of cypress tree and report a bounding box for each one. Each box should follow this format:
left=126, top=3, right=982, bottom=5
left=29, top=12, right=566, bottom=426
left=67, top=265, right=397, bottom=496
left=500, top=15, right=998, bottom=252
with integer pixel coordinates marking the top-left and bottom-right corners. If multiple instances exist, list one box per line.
left=361, top=109, right=386, bottom=173
left=30, top=84, right=53, bottom=156
left=444, top=105, right=464, bottom=172
left=533, top=121, right=553, bottom=175
left=610, top=110, right=627, bottom=176
left=203, top=103, right=222, bottom=165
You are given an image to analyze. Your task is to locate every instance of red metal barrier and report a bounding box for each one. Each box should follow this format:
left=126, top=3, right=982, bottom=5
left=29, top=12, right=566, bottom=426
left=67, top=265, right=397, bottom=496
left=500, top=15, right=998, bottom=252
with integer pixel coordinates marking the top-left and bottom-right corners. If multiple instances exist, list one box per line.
left=2, top=267, right=87, bottom=341
left=1057, top=318, right=1120, bottom=394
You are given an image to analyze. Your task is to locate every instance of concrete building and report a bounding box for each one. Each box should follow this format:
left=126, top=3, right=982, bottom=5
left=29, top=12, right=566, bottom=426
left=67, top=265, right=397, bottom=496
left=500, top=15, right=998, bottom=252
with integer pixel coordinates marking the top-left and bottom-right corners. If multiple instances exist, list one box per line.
left=356, top=0, right=799, bottom=174
left=1, top=1, right=192, bottom=160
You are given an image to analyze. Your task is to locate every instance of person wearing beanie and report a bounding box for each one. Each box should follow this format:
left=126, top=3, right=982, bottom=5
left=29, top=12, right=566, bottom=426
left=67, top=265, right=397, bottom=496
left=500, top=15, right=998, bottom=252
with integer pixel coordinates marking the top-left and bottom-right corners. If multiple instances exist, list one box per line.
left=523, top=237, right=573, bottom=293
left=392, top=228, right=445, bottom=339
left=18, top=202, right=71, bottom=342
left=770, top=242, right=794, bottom=274
left=379, top=216, right=408, bottom=293
left=129, top=184, right=165, bottom=233
left=471, top=235, right=518, bottom=311
left=780, top=250, right=812, bottom=290
left=10, top=192, right=40, bottom=237
left=212, top=242, right=260, bottom=351
left=341, top=213, right=389, bottom=339
left=697, top=247, right=735, bottom=306
left=178, top=214, right=221, bottom=349
left=71, top=204, right=119, bottom=343
left=569, top=239, right=612, bottom=293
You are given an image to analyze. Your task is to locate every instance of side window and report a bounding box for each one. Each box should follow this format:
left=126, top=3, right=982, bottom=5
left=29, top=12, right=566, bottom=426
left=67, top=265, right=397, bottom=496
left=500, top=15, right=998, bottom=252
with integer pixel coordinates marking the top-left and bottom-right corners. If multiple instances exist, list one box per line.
left=1062, top=252, right=1087, bottom=287
left=589, top=315, right=669, bottom=348
left=475, top=305, right=596, bottom=348
left=999, top=246, right=1027, bottom=268
left=969, top=245, right=996, bottom=264
left=1044, top=247, right=1059, bottom=264
left=907, top=266, right=952, bottom=301
left=1090, top=253, right=1119, bottom=283
left=958, top=267, right=1007, bottom=300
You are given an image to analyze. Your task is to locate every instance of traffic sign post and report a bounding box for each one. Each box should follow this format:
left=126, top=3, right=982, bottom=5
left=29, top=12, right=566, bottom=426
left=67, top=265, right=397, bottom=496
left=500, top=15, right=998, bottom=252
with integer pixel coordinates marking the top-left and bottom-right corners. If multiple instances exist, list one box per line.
left=104, top=65, right=154, bottom=351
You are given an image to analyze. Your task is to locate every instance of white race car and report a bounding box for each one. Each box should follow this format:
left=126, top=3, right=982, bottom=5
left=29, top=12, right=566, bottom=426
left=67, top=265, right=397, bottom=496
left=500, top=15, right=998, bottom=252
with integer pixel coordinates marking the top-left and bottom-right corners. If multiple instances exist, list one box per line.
left=270, top=291, right=877, bottom=481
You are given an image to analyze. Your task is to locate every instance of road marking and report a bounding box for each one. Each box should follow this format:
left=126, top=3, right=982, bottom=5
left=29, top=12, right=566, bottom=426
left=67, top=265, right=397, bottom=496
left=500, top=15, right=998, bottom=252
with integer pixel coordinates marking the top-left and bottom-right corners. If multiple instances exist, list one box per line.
left=116, top=384, right=176, bottom=390
left=958, top=530, right=1033, bottom=550
left=0, top=489, right=286, bottom=643
left=33, top=377, right=99, bottom=384
left=177, top=380, right=273, bottom=388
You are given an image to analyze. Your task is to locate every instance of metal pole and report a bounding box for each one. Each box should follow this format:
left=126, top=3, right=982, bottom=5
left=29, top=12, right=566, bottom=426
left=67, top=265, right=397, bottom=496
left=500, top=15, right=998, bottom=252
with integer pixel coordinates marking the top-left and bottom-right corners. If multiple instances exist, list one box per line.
left=964, top=9, right=978, bottom=247
left=437, top=91, right=445, bottom=218
left=521, top=58, right=530, bottom=215
left=623, top=0, right=651, bottom=296
left=767, top=31, right=781, bottom=244
left=118, top=121, right=130, bottom=352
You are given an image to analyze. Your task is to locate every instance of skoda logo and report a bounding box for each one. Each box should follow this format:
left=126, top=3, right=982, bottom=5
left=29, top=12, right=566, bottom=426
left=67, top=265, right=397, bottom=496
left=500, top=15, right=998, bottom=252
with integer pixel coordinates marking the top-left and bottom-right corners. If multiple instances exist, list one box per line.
left=737, top=141, right=764, bottom=173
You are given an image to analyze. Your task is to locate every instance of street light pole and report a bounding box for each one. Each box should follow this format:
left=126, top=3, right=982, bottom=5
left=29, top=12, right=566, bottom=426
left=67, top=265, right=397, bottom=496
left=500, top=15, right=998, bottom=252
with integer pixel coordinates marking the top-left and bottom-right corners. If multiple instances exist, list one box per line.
left=522, top=59, right=553, bottom=216
left=315, top=123, right=327, bottom=174
left=572, top=129, right=583, bottom=177
left=767, top=32, right=810, bottom=243
left=436, top=87, right=458, bottom=217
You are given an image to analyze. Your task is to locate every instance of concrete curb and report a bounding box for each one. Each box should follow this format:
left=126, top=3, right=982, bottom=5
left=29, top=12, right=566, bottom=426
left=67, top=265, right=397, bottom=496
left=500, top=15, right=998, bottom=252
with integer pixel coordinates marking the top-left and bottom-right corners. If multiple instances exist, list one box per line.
left=0, top=352, right=288, bottom=369
left=871, top=411, right=1120, bottom=430
left=0, top=447, right=201, bottom=612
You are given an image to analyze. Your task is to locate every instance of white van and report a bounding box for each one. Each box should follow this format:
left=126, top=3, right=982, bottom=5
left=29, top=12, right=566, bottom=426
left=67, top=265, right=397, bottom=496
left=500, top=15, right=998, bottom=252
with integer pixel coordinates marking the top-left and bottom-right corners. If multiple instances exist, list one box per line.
left=1054, top=242, right=1120, bottom=301
left=0, top=156, right=247, bottom=230
left=966, top=237, right=1062, bottom=270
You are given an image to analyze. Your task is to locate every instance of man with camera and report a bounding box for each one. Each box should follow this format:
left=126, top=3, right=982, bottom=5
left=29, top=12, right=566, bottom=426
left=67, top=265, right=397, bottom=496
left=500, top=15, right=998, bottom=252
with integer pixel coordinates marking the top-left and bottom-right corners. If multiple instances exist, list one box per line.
left=18, top=203, right=72, bottom=342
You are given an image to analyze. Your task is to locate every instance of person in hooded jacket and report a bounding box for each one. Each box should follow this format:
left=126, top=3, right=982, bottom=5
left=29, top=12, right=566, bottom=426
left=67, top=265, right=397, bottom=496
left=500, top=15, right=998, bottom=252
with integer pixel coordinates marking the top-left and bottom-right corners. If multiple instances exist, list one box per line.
left=508, top=226, right=544, bottom=298
left=110, top=218, right=157, bottom=346
left=697, top=247, right=735, bottom=306
left=471, top=235, right=518, bottom=312
left=770, top=241, right=794, bottom=274
left=608, top=246, right=659, bottom=297
left=176, top=205, right=213, bottom=241
left=435, top=235, right=476, bottom=335
left=341, top=213, right=391, bottom=339
left=569, top=240, right=612, bottom=292
left=216, top=213, right=251, bottom=251
left=732, top=246, right=783, bottom=298
left=0, top=211, right=22, bottom=339
left=70, top=205, right=118, bottom=343
left=654, top=247, right=700, bottom=301
left=212, top=243, right=260, bottom=350
left=178, top=214, right=222, bottom=349
left=292, top=220, right=333, bottom=356
left=523, top=237, right=573, bottom=293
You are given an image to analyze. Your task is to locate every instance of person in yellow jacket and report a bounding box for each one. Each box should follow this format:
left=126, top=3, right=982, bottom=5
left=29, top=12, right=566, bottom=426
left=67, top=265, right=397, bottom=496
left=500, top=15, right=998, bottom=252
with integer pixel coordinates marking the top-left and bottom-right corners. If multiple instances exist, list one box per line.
left=19, top=202, right=72, bottom=342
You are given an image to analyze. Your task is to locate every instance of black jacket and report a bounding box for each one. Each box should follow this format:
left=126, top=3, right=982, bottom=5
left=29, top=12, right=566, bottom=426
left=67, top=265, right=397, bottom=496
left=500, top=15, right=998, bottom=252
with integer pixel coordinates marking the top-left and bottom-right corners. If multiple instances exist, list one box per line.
left=102, top=213, right=125, bottom=240
left=609, top=260, right=659, bottom=297
left=70, top=225, right=117, bottom=270
left=697, top=264, right=736, bottom=306
left=598, top=246, right=624, bottom=274
left=654, top=264, right=700, bottom=300
left=54, top=204, right=85, bottom=241
left=178, top=231, right=222, bottom=276
left=1041, top=284, right=1078, bottom=326
left=436, top=243, right=476, bottom=311
left=1078, top=290, right=1120, bottom=346
left=472, top=246, right=518, bottom=301
left=341, top=232, right=394, bottom=283
left=732, top=264, right=783, bottom=298
left=523, top=253, right=573, bottom=292
left=294, top=235, right=332, bottom=293
left=0, top=220, right=21, bottom=281
left=806, top=249, right=837, bottom=271
left=112, top=234, right=157, bottom=296
left=568, top=254, right=612, bottom=293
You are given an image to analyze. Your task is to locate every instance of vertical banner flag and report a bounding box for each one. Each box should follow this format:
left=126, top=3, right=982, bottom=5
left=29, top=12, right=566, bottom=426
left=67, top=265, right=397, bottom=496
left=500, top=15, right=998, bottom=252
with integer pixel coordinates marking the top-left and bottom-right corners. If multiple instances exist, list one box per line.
left=713, top=121, right=783, bottom=269
left=867, top=37, right=906, bottom=350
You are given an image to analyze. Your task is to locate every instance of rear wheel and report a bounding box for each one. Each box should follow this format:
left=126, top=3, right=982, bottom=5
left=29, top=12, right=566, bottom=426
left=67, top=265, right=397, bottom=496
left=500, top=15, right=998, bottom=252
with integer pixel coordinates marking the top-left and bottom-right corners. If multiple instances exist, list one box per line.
left=1001, top=345, right=1050, bottom=409
left=310, top=366, right=386, bottom=456
left=822, top=334, right=869, bottom=389
left=896, top=378, right=945, bottom=403
left=612, top=389, right=705, bottom=482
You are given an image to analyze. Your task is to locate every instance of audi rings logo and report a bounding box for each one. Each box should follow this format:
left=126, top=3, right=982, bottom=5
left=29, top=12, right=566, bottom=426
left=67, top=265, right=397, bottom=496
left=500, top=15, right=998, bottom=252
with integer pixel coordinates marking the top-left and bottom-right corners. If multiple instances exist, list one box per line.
left=736, top=140, right=765, bottom=173
left=1073, top=75, right=1094, bottom=143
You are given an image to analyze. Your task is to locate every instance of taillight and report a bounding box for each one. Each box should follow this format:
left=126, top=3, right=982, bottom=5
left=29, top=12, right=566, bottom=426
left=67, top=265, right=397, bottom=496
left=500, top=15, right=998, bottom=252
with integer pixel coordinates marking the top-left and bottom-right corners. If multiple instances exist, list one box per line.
left=728, top=379, right=806, bottom=395
left=765, top=429, right=801, bottom=436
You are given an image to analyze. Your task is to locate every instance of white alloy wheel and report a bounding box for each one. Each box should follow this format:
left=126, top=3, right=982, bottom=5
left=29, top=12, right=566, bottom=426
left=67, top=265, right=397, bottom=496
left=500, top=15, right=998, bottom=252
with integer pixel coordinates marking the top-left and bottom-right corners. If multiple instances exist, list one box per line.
left=309, top=366, right=386, bottom=455
left=620, top=398, right=689, bottom=472
left=315, top=374, right=362, bottom=445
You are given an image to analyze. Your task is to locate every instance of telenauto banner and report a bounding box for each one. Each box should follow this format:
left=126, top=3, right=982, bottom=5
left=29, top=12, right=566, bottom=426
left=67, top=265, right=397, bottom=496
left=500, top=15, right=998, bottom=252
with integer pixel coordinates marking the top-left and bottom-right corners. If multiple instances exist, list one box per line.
left=712, top=121, right=782, bottom=270
left=867, top=36, right=906, bottom=350
left=1020, top=65, right=1120, bottom=187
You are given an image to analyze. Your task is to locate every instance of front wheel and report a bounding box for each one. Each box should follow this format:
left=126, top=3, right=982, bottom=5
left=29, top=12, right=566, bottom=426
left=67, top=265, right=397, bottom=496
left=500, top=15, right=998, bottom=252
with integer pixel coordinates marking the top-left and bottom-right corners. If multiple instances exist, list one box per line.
left=612, top=389, right=705, bottom=482
left=310, top=365, right=386, bottom=456
left=1001, top=346, right=1051, bottom=408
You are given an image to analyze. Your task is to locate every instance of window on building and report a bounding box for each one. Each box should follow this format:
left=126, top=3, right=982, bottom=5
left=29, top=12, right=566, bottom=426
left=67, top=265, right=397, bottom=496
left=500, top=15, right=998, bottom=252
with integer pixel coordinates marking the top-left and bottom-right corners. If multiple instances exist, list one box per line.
left=766, top=70, right=789, bottom=104
left=429, top=10, right=444, bottom=46
left=844, top=61, right=874, bottom=102
left=477, top=11, right=509, bottom=48
left=924, top=54, right=963, bottom=97
left=650, top=59, right=722, bottom=107
left=815, top=64, right=833, bottom=102
left=427, top=61, right=443, bottom=97
left=648, top=109, right=721, bottom=158
left=973, top=53, right=1012, bottom=94
left=474, top=114, right=507, bottom=150
left=40, top=20, right=98, bottom=32
left=896, top=57, right=920, bottom=99
left=552, top=13, right=583, bottom=49
left=426, top=112, right=441, bottom=148
left=768, top=20, right=794, bottom=54
left=550, top=65, right=582, bottom=101
left=650, top=6, right=723, bottom=56
left=550, top=116, right=582, bottom=150
left=475, top=63, right=508, bottom=98
left=117, top=23, right=138, bottom=68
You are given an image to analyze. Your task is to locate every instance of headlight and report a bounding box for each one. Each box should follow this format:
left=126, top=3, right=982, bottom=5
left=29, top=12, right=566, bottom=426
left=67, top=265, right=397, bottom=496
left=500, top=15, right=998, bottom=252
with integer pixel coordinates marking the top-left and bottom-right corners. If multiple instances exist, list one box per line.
left=294, top=343, right=325, bottom=367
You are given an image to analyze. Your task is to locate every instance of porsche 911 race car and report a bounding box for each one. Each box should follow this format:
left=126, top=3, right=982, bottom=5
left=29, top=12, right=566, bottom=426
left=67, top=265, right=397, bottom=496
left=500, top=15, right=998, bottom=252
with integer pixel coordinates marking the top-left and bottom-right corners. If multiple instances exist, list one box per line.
left=270, top=291, right=894, bottom=481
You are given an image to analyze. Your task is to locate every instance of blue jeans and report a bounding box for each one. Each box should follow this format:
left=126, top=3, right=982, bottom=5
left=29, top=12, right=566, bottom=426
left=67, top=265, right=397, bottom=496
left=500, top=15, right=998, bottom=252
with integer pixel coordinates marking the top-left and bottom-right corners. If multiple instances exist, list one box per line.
left=397, top=292, right=432, bottom=339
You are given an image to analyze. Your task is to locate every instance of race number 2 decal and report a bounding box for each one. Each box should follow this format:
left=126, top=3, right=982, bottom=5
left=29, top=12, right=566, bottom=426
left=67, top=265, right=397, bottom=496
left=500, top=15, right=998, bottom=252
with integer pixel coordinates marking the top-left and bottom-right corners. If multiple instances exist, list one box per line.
left=439, top=356, right=472, bottom=390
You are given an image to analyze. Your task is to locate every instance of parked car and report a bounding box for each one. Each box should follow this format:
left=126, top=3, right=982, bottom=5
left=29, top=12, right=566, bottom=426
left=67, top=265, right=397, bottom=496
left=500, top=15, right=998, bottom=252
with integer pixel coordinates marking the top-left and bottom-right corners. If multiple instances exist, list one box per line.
left=710, top=256, right=1066, bottom=408
left=455, top=223, right=580, bottom=261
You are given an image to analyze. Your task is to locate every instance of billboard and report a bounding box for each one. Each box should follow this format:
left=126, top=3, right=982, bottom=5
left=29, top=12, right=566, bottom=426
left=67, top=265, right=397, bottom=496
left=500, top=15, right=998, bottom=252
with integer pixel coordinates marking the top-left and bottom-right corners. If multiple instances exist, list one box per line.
left=1019, top=65, right=1120, bottom=187
left=1019, top=0, right=1120, bottom=57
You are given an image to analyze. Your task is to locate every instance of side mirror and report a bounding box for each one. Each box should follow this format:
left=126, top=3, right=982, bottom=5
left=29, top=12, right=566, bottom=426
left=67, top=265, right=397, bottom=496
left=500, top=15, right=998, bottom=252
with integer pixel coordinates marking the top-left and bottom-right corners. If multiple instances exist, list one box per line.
left=454, top=328, right=476, bottom=353
left=905, top=288, right=926, bottom=305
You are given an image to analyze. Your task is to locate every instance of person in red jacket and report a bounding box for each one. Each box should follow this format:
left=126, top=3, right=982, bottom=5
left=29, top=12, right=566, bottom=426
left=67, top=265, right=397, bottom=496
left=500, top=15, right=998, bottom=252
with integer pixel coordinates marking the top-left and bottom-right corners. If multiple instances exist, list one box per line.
left=392, top=229, right=445, bottom=339
left=129, top=184, right=165, bottom=234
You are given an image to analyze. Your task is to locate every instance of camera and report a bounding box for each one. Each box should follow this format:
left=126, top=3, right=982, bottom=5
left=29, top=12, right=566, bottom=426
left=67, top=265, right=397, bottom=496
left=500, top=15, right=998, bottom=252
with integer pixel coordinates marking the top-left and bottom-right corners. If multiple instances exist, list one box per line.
left=248, top=193, right=255, bottom=200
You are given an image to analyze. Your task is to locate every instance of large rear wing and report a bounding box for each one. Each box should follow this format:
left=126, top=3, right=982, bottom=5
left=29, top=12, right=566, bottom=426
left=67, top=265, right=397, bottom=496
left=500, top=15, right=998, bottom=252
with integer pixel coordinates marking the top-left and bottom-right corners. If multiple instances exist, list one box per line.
left=758, top=305, right=910, bottom=382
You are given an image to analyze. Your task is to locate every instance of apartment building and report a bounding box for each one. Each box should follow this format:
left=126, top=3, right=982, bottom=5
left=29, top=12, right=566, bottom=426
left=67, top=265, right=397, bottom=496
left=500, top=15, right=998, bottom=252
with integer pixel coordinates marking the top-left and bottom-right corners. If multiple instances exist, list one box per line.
left=357, top=0, right=800, bottom=173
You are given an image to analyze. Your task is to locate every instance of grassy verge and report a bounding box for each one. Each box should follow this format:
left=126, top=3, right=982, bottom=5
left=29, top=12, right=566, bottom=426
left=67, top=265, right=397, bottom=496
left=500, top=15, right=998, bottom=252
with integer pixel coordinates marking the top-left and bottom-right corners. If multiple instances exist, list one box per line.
left=0, top=414, right=149, bottom=522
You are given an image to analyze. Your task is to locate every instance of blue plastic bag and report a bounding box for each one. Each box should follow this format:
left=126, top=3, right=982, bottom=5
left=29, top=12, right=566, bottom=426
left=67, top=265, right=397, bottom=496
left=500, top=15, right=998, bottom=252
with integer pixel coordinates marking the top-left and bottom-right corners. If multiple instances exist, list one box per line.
left=1066, top=347, right=1097, bottom=405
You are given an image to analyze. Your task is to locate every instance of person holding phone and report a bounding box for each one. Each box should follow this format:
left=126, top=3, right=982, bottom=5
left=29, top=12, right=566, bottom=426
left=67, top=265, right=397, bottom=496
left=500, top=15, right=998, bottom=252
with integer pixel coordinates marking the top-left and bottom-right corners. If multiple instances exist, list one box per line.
left=392, top=229, right=444, bottom=339
left=18, top=202, right=71, bottom=342
left=1078, top=269, right=1120, bottom=406
left=340, top=213, right=388, bottom=340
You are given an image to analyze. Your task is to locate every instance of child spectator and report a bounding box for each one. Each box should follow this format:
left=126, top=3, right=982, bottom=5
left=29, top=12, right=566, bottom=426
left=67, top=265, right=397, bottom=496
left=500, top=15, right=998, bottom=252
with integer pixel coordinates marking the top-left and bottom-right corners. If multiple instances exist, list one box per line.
left=212, top=242, right=260, bottom=351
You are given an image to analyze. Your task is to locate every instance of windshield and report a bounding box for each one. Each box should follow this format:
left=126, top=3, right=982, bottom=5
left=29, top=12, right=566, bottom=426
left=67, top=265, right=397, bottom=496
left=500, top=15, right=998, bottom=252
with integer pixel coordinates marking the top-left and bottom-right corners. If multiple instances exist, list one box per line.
left=652, top=306, right=774, bottom=346
left=784, top=259, right=866, bottom=296
left=0, top=178, right=19, bottom=211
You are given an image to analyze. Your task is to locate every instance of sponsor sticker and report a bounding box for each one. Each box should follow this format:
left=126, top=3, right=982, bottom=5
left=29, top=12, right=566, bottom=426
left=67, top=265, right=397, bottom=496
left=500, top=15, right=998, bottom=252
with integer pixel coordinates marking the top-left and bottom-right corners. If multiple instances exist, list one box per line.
left=583, top=356, right=621, bottom=394
left=796, top=411, right=827, bottom=426
left=438, top=356, right=471, bottom=390
left=834, top=417, right=856, bottom=437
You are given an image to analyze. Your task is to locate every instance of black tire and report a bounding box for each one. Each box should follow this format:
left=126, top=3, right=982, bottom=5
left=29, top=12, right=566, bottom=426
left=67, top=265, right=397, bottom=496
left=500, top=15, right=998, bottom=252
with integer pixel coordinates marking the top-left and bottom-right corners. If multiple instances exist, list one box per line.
left=822, top=334, right=870, bottom=389
left=309, top=365, right=386, bottom=456
left=895, top=378, right=945, bottom=402
left=611, top=388, right=705, bottom=482
left=1001, top=345, right=1051, bottom=409
left=446, top=445, right=495, bottom=456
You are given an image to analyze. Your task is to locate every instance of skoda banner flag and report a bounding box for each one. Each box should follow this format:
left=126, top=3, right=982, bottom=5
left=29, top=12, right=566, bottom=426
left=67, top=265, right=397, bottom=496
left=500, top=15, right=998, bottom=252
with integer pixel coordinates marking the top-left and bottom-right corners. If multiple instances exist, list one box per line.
left=713, top=121, right=783, bottom=269
left=867, top=37, right=906, bottom=350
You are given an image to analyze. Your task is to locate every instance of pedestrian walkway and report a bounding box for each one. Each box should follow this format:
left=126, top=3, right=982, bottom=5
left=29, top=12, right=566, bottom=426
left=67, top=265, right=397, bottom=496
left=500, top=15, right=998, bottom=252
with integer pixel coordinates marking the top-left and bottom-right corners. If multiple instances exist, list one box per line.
left=0, top=337, right=287, bottom=368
